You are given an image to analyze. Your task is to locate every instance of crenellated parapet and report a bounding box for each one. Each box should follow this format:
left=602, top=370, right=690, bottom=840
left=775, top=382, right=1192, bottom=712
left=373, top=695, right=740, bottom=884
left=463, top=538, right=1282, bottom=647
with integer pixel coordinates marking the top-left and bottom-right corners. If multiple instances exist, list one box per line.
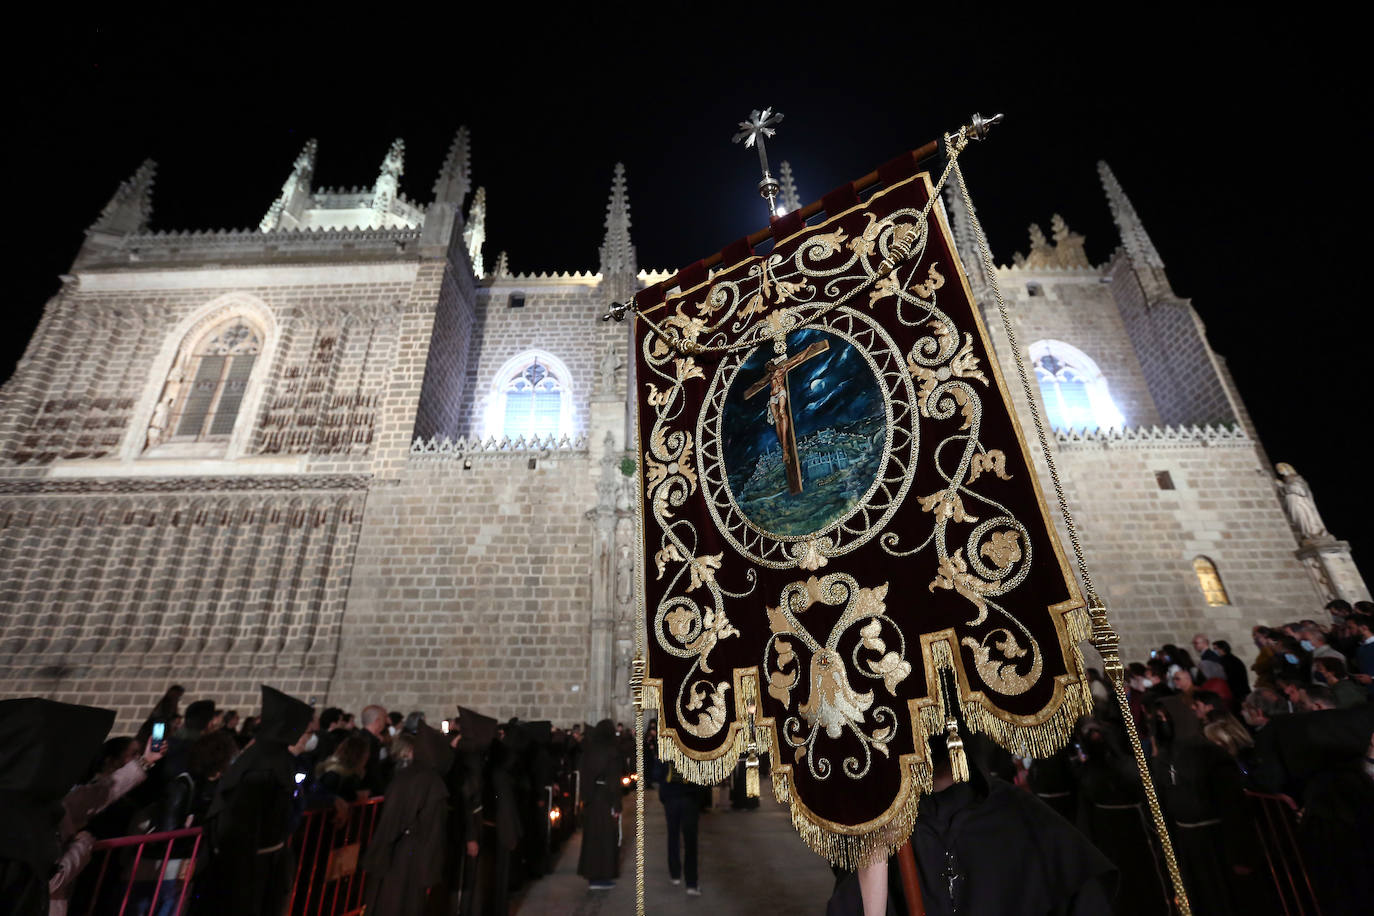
left=1054, top=423, right=1250, bottom=450
left=409, top=433, right=589, bottom=458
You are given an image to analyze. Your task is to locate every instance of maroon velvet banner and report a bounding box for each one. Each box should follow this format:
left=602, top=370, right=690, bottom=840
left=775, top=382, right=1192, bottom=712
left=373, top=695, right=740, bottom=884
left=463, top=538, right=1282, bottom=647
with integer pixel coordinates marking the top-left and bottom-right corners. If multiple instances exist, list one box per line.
left=633, top=168, right=1091, bottom=866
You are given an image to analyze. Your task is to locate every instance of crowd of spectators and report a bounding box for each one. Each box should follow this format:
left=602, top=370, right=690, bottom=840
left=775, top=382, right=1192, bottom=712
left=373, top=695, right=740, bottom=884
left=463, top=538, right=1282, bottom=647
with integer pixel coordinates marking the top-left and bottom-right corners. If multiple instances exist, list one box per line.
left=1021, top=599, right=1374, bottom=915
left=0, top=684, right=636, bottom=916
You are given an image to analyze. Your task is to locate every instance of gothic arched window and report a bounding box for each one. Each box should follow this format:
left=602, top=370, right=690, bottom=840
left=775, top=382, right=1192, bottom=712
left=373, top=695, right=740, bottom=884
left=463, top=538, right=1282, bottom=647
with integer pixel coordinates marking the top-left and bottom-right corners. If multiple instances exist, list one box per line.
left=167, top=318, right=263, bottom=442
left=481, top=350, right=577, bottom=442
left=1193, top=556, right=1231, bottom=606
left=1028, top=340, right=1125, bottom=433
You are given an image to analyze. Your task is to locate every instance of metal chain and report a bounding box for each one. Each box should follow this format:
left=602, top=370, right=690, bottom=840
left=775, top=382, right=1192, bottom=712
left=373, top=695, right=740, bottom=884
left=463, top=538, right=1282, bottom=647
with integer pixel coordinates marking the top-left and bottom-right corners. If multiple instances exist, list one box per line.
left=949, top=153, right=1192, bottom=916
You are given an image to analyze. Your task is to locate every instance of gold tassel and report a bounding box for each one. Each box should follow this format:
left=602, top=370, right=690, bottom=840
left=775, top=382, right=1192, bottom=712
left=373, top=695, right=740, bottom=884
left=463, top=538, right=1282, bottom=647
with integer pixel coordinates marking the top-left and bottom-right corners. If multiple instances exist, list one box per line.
left=945, top=717, right=970, bottom=783
left=745, top=753, right=760, bottom=797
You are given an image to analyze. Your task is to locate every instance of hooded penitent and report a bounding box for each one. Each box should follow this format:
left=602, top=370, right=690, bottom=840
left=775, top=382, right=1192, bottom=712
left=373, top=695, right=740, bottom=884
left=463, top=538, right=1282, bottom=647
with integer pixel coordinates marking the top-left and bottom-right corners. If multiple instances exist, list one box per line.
left=195, top=685, right=313, bottom=916
left=362, top=723, right=452, bottom=916
left=577, top=719, right=622, bottom=883
left=0, top=698, right=116, bottom=916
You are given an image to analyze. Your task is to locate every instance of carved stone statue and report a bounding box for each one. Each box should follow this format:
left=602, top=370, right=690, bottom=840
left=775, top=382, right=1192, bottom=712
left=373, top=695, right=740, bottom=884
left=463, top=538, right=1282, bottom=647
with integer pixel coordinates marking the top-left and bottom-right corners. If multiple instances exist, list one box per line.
left=1276, top=462, right=1330, bottom=542
left=145, top=360, right=184, bottom=449
left=146, top=395, right=173, bottom=449
left=598, top=344, right=621, bottom=395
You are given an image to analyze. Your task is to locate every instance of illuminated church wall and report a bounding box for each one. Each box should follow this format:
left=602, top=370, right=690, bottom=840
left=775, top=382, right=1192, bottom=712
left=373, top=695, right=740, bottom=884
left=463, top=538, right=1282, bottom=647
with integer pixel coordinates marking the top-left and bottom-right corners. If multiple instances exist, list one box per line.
left=0, top=134, right=1358, bottom=729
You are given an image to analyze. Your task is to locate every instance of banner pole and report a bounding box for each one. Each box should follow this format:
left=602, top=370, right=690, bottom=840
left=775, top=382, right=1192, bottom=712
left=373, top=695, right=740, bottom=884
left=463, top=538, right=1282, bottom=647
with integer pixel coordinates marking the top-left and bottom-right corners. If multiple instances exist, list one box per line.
left=950, top=150, right=1193, bottom=916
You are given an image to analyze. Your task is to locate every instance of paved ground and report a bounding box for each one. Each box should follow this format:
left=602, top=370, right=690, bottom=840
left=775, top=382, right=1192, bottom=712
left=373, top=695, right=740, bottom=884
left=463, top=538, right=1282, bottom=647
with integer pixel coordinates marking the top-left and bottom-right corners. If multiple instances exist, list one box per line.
left=512, top=786, right=836, bottom=915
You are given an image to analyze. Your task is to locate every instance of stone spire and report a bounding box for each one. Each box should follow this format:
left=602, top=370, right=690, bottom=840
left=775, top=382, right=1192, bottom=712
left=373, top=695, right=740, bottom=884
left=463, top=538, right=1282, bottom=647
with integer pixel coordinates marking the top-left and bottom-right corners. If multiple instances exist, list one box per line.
left=372, top=138, right=405, bottom=223
left=599, top=163, right=637, bottom=304
left=778, top=160, right=801, bottom=213
left=89, top=160, right=156, bottom=236
left=942, top=180, right=987, bottom=294
left=432, top=127, right=471, bottom=206
left=462, top=187, right=486, bottom=276
left=1099, top=161, right=1170, bottom=297
left=493, top=250, right=510, bottom=278
left=259, top=139, right=317, bottom=232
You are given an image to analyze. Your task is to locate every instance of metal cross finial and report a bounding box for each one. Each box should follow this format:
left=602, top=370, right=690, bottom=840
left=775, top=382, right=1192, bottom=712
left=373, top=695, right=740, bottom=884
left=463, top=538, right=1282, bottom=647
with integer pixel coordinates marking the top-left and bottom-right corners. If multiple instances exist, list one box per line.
left=733, top=107, right=785, bottom=216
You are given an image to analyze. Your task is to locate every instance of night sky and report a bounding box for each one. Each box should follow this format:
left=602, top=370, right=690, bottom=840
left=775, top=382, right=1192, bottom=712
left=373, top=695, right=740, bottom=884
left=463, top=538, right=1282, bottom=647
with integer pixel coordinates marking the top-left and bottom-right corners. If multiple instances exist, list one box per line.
left=10, top=13, right=1370, bottom=584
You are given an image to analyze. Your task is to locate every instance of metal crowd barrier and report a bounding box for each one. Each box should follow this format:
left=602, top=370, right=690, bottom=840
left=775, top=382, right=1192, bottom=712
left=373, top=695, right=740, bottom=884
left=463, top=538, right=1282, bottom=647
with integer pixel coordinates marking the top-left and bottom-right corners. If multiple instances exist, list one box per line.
left=80, top=826, right=204, bottom=916
left=1243, top=790, right=1321, bottom=916
left=287, top=797, right=385, bottom=916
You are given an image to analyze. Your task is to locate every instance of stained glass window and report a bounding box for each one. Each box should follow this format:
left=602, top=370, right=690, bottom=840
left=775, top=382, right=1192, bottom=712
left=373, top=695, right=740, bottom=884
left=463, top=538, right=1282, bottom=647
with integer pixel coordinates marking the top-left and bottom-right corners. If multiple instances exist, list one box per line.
left=1193, top=556, right=1230, bottom=606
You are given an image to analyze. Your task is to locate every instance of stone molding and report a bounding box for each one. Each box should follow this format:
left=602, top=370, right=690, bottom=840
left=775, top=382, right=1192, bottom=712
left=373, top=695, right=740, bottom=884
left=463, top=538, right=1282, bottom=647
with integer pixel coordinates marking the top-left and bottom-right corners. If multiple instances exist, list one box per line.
left=0, top=473, right=371, bottom=495
left=1054, top=423, right=1251, bottom=450
left=78, top=227, right=424, bottom=270
left=409, top=434, right=589, bottom=459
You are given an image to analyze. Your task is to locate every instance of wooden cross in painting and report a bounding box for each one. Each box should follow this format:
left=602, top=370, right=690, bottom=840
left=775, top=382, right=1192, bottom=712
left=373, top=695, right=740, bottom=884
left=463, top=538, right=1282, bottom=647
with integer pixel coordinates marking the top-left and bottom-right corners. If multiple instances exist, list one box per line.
left=744, top=339, right=830, bottom=494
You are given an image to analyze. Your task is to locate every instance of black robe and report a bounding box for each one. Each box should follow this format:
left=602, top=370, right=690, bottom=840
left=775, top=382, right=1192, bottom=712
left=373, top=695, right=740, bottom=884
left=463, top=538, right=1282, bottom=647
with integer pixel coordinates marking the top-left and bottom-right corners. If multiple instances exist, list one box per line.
left=576, top=720, right=622, bottom=882
left=475, top=733, right=524, bottom=916
left=1073, top=725, right=1172, bottom=916
left=192, top=685, right=314, bottom=916
left=362, top=723, right=452, bottom=916
left=0, top=698, right=116, bottom=916
left=826, top=775, right=1116, bottom=916
left=1151, top=736, right=1263, bottom=915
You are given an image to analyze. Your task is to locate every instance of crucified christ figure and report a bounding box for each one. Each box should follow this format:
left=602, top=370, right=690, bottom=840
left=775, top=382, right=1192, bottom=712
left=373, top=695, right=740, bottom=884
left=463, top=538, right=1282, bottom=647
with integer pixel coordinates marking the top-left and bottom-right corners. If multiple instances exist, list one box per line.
left=744, top=339, right=829, bottom=494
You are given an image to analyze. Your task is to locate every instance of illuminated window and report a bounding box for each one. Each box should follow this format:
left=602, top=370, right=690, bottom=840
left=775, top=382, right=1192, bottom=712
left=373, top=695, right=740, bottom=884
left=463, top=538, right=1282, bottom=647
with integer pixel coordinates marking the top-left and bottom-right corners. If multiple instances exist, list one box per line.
left=1193, top=556, right=1230, bottom=606
left=1029, top=340, right=1125, bottom=432
left=169, top=318, right=263, bottom=441
left=483, top=351, right=575, bottom=441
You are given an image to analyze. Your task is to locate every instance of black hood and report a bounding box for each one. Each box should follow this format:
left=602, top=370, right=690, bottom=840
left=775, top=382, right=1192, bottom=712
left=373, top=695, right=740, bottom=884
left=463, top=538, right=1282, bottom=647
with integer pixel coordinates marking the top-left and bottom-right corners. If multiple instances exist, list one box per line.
left=254, top=685, right=314, bottom=746
left=0, top=697, right=115, bottom=800
left=457, top=706, right=499, bottom=753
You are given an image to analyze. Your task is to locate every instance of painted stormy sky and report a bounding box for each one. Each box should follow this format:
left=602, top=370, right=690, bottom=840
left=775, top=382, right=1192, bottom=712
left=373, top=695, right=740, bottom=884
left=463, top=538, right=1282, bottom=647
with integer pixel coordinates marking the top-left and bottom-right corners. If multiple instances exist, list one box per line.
left=721, top=327, right=883, bottom=489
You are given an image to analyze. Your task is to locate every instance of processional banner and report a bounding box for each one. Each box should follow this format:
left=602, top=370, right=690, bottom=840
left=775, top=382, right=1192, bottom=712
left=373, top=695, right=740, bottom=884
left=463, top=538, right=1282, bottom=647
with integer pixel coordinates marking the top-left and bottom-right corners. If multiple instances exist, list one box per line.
left=633, top=153, right=1092, bottom=867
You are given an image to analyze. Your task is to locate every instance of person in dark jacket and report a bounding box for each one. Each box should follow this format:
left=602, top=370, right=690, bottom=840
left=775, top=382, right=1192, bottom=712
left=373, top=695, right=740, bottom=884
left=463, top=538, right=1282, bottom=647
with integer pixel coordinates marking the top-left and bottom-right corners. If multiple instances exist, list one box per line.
left=658, top=761, right=704, bottom=894
left=577, top=719, right=622, bottom=889
left=129, top=730, right=240, bottom=916
left=0, top=698, right=117, bottom=916
left=192, top=685, right=314, bottom=916
left=361, top=724, right=453, bottom=916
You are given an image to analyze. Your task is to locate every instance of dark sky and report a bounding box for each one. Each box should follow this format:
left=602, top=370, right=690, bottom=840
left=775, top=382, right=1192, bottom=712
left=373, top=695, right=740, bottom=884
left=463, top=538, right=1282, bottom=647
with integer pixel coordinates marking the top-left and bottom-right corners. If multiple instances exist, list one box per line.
left=10, top=12, right=1371, bottom=585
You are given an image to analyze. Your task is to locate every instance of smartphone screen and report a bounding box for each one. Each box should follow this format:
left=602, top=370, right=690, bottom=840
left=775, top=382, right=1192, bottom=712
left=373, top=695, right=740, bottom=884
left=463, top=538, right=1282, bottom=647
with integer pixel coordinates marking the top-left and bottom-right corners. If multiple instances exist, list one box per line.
left=441, top=720, right=450, bottom=735
left=151, top=721, right=166, bottom=751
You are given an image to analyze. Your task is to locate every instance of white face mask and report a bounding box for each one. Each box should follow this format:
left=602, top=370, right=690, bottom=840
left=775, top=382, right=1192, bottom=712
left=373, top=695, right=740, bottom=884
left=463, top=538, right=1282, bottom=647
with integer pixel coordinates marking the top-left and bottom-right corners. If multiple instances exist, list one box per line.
left=388, top=725, right=398, bottom=737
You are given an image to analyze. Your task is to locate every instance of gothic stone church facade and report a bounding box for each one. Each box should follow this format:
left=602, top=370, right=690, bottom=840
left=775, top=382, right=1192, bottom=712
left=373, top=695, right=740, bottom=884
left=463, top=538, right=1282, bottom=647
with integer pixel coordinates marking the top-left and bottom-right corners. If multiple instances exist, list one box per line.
left=0, top=132, right=1365, bottom=729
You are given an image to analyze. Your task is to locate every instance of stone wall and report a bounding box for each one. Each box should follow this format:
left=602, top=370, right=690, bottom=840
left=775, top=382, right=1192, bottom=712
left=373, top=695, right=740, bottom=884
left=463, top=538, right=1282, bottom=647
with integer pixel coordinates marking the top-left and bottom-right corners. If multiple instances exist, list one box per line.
left=460, top=277, right=617, bottom=440
left=1054, top=435, right=1322, bottom=659
left=0, top=477, right=366, bottom=729
left=1107, top=254, right=1238, bottom=427
left=1000, top=268, right=1163, bottom=429
left=328, top=454, right=598, bottom=724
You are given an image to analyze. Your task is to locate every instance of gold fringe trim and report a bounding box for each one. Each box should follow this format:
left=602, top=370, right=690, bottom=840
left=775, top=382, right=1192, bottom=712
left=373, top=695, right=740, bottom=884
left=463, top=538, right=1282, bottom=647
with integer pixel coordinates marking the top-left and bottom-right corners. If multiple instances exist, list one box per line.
left=772, top=758, right=934, bottom=872
left=646, top=681, right=775, bottom=786
left=649, top=606, right=1094, bottom=871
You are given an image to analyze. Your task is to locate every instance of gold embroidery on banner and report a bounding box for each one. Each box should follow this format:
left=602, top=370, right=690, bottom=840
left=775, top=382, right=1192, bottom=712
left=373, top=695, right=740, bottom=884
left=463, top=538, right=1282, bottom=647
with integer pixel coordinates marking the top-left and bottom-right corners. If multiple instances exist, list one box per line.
left=638, top=170, right=1094, bottom=871
left=765, top=574, right=903, bottom=781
